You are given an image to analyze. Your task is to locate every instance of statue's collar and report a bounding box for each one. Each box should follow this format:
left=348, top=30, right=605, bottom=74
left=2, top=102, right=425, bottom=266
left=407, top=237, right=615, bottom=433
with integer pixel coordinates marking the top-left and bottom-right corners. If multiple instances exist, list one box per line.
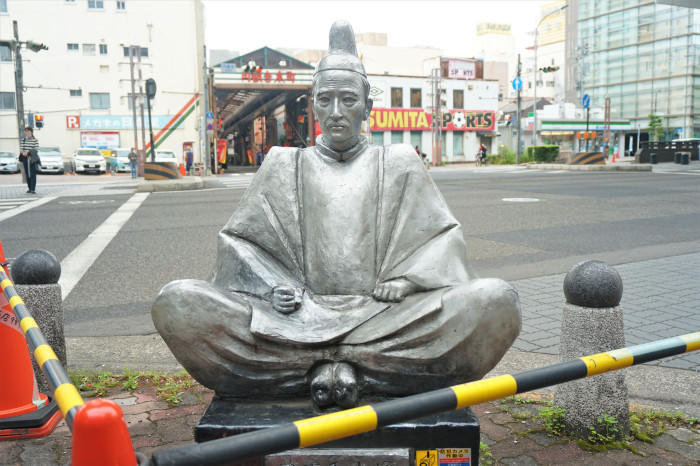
left=314, top=136, right=368, bottom=162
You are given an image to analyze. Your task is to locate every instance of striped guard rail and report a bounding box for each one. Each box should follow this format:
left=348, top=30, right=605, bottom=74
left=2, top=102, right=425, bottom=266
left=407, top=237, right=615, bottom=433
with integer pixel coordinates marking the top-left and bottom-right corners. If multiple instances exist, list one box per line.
left=570, top=152, right=606, bottom=165
left=0, top=268, right=84, bottom=430
left=151, top=331, right=700, bottom=466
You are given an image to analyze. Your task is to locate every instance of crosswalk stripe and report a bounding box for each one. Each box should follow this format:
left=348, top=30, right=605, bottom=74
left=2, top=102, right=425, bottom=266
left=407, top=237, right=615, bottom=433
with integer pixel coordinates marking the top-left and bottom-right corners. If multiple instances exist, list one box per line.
left=0, top=196, right=57, bottom=223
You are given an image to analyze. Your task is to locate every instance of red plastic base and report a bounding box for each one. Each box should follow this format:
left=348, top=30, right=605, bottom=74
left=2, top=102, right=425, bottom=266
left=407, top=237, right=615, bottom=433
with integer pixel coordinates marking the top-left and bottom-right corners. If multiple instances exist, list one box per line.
left=0, top=398, right=62, bottom=441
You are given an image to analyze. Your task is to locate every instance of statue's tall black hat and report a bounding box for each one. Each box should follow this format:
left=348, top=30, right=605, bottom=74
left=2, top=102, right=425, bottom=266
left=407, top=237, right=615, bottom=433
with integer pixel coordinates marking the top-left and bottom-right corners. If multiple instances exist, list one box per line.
left=315, top=20, right=366, bottom=77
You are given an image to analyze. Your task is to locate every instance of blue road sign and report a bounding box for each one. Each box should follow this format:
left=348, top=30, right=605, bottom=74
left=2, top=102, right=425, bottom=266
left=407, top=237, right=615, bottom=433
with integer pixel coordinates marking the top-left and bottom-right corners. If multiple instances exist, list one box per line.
left=512, top=77, right=522, bottom=91
left=206, top=111, right=214, bottom=119
left=582, top=94, right=590, bottom=109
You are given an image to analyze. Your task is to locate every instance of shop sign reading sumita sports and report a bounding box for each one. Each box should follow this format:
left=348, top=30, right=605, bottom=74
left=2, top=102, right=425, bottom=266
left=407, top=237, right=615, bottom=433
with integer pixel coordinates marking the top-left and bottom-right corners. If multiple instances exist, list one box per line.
left=370, top=108, right=495, bottom=131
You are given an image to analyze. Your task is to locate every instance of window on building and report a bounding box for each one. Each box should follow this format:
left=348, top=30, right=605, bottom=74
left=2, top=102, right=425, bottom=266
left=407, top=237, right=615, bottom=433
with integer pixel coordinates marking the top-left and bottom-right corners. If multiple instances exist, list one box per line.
left=69, top=89, right=82, bottom=97
left=87, top=0, right=104, bottom=9
left=371, top=131, right=384, bottom=145
left=410, top=88, right=421, bottom=108
left=391, top=131, right=404, bottom=144
left=410, top=131, right=422, bottom=150
left=116, top=0, right=125, bottom=9
left=453, top=89, right=464, bottom=109
left=123, top=46, right=148, bottom=58
left=67, top=43, right=79, bottom=51
left=89, top=92, right=110, bottom=109
left=546, top=81, right=555, bottom=87
left=453, top=133, right=464, bottom=156
left=83, top=43, right=96, bottom=55
left=99, top=44, right=108, bottom=55
left=0, top=0, right=7, bottom=12
left=0, top=92, right=15, bottom=110
left=391, top=87, right=403, bottom=107
left=0, top=44, right=11, bottom=62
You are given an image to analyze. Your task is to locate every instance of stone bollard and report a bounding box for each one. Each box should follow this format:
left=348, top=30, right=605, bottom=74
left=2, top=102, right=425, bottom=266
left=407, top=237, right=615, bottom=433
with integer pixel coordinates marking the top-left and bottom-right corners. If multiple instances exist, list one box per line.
left=555, top=260, right=629, bottom=440
left=10, top=249, right=66, bottom=395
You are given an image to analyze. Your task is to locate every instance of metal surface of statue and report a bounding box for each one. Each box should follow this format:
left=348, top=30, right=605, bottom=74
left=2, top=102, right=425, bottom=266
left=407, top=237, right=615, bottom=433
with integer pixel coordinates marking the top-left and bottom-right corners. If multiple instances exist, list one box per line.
left=152, top=20, right=521, bottom=409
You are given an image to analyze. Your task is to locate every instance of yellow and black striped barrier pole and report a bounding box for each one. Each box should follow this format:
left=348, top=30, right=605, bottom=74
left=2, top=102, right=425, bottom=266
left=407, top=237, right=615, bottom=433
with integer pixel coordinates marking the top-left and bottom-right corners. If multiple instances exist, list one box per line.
left=151, top=331, right=700, bottom=466
left=0, top=268, right=84, bottom=430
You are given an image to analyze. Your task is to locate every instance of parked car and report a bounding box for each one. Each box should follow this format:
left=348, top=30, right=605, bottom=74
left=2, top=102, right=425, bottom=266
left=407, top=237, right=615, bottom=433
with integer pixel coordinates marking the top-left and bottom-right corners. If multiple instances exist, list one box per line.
left=72, top=148, right=106, bottom=174
left=0, top=151, right=19, bottom=174
left=37, top=146, right=65, bottom=174
left=155, top=150, right=178, bottom=164
left=111, top=148, right=132, bottom=173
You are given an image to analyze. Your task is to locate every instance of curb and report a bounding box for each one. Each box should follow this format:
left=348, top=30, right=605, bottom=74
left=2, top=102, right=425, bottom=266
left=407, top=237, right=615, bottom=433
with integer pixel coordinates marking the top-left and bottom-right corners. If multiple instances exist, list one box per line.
left=526, top=163, right=652, bottom=171
left=135, top=177, right=224, bottom=192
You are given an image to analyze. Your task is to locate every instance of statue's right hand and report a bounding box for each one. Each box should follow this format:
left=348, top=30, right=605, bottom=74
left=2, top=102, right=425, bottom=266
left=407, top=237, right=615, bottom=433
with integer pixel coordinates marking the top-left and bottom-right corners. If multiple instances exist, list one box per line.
left=272, top=286, right=300, bottom=314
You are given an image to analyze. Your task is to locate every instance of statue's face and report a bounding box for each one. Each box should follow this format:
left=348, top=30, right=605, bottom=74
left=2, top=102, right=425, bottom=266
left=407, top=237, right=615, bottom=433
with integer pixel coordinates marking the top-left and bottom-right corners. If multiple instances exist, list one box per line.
left=313, top=70, right=372, bottom=151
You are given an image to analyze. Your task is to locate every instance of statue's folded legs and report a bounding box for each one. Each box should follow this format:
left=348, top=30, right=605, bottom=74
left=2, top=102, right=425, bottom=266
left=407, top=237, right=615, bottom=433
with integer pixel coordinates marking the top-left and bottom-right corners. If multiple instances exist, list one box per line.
left=152, top=278, right=521, bottom=402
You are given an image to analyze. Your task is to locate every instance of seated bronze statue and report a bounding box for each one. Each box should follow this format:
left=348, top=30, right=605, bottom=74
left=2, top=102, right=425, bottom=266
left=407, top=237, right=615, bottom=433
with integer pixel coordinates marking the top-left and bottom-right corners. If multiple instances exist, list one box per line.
left=152, top=20, right=521, bottom=410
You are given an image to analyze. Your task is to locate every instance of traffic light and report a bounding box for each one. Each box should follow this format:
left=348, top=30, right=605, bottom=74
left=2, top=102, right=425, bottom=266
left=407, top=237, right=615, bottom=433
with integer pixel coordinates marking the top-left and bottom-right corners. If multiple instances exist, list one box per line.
left=34, top=114, right=43, bottom=129
left=539, top=66, right=560, bottom=73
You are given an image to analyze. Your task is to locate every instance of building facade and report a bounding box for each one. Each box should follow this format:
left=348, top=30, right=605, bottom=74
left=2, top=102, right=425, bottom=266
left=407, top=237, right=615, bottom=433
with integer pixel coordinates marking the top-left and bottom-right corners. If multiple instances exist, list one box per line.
left=0, top=0, right=205, bottom=164
left=573, top=0, right=700, bottom=143
left=522, top=0, right=567, bottom=102
left=366, top=74, right=499, bottom=162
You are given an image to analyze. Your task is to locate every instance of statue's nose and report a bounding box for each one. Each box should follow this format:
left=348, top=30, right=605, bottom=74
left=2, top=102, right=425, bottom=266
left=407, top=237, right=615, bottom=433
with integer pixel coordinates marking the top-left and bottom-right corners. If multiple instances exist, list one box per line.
left=330, top=98, right=342, bottom=119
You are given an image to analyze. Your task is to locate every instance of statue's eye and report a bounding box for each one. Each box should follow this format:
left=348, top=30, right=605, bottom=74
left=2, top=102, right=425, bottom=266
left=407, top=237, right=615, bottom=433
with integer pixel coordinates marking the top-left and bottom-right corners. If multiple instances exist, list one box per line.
left=343, top=98, right=357, bottom=105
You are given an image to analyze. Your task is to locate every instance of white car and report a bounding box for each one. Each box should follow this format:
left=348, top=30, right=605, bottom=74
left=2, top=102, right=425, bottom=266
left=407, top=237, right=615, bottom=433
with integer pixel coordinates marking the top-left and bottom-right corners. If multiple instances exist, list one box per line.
left=111, top=148, right=132, bottom=173
left=0, top=151, right=19, bottom=174
left=155, top=150, right=178, bottom=164
left=72, top=148, right=106, bottom=174
left=38, top=146, right=65, bottom=174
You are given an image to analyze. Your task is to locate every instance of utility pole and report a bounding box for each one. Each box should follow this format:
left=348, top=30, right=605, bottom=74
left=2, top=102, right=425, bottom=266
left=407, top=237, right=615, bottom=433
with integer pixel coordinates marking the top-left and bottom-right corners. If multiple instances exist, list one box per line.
left=430, top=67, right=442, bottom=167
left=12, top=21, right=26, bottom=143
left=137, top=47, right=147, bottom=175
left=516, top=54, right=522, bottom=164
left=128, top=46, right=139, bottom=155
left=532, top=27, right=538, bottom=149
left=202, top=45, right=210, bottom=175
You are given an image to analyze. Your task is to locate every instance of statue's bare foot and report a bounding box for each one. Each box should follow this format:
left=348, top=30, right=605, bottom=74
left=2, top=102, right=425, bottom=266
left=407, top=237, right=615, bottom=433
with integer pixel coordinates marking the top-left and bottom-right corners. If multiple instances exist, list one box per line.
left=332, top=362, right=359, bottom=409
left=310, top=363, right=334, bottom=409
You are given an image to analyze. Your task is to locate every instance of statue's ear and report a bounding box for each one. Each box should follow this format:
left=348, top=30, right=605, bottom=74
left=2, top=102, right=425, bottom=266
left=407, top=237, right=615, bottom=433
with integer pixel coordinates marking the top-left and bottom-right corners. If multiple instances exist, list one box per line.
left=364, top=98, right=373, bottom=120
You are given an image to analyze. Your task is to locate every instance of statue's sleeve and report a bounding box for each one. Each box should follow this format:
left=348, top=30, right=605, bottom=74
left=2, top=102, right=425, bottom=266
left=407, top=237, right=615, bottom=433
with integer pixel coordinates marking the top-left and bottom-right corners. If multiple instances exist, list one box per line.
left=210, top=147, right=304, bottom=298
left=377, top=144, right=471, bottom=290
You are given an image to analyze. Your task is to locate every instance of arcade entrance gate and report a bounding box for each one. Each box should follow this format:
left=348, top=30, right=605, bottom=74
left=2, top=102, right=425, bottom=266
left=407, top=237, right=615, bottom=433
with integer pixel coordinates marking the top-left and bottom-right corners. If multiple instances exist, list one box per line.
left=212, top=47, right=316, bottom=166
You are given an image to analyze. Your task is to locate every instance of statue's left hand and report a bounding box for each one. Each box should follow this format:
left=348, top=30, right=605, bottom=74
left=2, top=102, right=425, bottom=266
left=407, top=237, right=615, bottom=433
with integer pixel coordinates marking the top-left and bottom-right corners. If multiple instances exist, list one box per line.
left=373, top=278, right=418, bottom=302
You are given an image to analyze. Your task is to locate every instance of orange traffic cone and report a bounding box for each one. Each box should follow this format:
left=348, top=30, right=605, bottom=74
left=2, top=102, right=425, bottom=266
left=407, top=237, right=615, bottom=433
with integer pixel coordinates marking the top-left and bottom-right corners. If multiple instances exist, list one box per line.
left=0, top=242, right=61, bottom=440
left=179, top=163, right=186, bottom=176
left=71, top=399, right=137, bottom=466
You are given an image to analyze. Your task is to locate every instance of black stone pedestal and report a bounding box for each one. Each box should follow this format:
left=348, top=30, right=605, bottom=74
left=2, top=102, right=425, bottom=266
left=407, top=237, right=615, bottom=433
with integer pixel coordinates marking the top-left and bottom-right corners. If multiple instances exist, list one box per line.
left=195, top=397, right=480, bottom=465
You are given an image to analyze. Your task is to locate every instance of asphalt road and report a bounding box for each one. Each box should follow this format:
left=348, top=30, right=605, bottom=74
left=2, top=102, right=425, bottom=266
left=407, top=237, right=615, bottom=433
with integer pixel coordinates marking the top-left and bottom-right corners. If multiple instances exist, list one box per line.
left=2, top=167, right=699, bottom=339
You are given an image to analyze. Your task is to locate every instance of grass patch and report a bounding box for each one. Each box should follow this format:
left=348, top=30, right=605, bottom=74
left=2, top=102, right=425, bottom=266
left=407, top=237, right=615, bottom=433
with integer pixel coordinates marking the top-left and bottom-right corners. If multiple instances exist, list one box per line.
left=68, top=369, right=198, bottom=405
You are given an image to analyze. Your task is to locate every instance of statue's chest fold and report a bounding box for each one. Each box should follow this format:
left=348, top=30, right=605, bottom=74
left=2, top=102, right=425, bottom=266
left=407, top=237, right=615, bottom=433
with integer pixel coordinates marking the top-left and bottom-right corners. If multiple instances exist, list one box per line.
left=301, top=150, right=378, bottom=294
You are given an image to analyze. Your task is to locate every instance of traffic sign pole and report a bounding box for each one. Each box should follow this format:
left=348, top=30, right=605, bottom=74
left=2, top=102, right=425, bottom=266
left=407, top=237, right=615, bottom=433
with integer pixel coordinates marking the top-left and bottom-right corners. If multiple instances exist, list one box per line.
left=582, top=94, right=591, bottom=152
left=515, top=54, right=522, bottom=164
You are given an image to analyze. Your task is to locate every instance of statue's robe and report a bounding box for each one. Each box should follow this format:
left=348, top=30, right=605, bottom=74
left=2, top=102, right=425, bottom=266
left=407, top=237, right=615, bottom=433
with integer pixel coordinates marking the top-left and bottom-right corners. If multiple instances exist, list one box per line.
left=152, top=140, right=521, bottom=398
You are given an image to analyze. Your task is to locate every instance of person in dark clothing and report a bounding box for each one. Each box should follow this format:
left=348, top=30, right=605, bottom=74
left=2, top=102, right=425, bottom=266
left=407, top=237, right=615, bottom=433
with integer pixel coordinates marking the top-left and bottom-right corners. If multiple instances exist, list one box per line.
left=19, top=127, right=39, bottom=194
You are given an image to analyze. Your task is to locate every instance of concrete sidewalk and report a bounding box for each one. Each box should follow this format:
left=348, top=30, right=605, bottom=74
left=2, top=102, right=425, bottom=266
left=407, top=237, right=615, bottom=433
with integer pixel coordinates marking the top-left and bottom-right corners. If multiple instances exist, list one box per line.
left=5, top=253, right=699, bottom=463
left=1, top=374, right=698, bottom=464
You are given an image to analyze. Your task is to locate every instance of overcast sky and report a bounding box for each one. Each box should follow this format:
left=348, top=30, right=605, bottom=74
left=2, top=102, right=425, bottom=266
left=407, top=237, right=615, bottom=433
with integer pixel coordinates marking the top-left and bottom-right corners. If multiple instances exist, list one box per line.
left=203, top=0, right=551, bottom=59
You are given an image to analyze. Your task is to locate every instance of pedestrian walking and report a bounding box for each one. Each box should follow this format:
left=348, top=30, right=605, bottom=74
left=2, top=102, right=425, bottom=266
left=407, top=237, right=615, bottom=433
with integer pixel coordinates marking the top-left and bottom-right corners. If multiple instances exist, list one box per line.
left=128, top=147, right=138, bottom=178
left=18, top=127, right=39, bottom=194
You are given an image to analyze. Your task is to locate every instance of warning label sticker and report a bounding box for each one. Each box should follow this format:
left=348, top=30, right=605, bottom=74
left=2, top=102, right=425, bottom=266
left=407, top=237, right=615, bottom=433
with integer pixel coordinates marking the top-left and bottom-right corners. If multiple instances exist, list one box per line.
left=416, top=448, right=471, bottom=466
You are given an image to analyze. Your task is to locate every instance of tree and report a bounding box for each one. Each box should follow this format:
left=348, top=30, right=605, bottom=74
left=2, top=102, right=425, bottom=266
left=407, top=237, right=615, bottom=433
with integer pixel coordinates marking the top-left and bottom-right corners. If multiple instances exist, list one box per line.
left=648, top=113, right=665, bottom=142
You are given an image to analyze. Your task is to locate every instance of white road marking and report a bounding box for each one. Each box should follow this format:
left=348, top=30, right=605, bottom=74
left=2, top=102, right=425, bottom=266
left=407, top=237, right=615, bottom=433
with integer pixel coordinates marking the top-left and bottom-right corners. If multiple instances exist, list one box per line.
left=502, top=197, right=541, bottom=203
left=59, top=192, right=149, bottom=301
left=0, top=196, right=58, bottom=222
left=654, top=170, right=700, bottom=176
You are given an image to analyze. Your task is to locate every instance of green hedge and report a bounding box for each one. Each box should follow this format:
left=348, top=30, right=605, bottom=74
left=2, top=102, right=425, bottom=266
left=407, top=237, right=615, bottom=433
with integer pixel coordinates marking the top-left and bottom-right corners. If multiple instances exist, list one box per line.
left=525, top=145, right=559, bottom=163
left=490, top=147, right=531, bottom=165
